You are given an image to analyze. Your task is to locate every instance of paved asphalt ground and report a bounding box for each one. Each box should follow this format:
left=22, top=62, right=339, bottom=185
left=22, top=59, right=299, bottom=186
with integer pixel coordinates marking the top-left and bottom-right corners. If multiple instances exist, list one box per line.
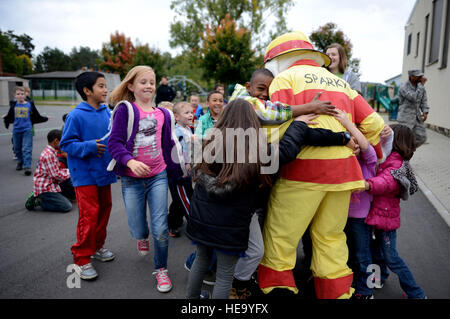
left=0, top=105, right=449, bottom=301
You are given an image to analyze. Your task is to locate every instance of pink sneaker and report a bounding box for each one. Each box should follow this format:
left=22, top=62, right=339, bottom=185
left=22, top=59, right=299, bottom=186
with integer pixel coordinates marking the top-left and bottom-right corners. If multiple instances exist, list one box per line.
left=153, top=268, right=172, bottom=293
left=137, top=239, right=149, bottom=256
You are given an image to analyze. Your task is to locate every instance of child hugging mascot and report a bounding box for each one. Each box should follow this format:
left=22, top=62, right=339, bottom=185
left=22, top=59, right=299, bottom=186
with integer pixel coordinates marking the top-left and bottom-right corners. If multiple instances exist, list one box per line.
left=258, top=31, right=386, bottom=299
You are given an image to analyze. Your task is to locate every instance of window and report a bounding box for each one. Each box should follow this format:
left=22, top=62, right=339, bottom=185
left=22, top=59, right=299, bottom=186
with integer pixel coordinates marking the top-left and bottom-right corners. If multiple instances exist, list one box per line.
left=416, top=32, right=420, bottom=57
left=442, top=0, right=450, bottom=68
left=429, top=0, right=444, bottom=64
left=422, top=15, right=429, bottom=71
left=407, top=33, right=412, bottom=55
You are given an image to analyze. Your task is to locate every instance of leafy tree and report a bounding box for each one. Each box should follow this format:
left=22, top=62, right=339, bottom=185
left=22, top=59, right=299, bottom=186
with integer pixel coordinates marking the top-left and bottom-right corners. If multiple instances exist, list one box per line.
left=100, top=31, right=136, bottom=78
left=166, top=52, right=207, bottom=88
left=309, top=22, right=361, bottom=76
left=133, top=44, right=170, bottom=82
left=5, top=30, right=35, bottom=57
left=70, top=46, right=100, bottom=70
left=169, top=0, right=294, bottom=52
left=198, top=14, right=259, bottom=87
left=0, top=29, right=34, bottom=76
left=34, top=46, right=72, bottom=73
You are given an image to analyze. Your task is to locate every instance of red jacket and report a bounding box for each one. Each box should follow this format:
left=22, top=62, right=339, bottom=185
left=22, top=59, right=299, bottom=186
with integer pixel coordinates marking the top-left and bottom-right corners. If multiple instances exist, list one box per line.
left=365, top=152, right=404, bottom=231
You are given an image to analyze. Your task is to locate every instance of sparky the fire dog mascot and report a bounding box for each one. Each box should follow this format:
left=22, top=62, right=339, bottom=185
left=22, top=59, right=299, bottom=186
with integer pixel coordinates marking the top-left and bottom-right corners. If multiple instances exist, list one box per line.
left=258, top=31, right=385, bottom=299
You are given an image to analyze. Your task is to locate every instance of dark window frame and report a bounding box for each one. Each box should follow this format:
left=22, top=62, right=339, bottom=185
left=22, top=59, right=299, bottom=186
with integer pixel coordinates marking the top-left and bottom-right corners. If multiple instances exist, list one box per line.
left=429, top=0, right=444, bottom=64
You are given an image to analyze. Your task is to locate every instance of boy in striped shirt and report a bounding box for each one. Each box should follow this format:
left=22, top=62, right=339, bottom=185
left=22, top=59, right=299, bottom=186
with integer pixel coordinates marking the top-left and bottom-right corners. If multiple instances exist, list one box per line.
left=228, top=68, right=338, bottom=124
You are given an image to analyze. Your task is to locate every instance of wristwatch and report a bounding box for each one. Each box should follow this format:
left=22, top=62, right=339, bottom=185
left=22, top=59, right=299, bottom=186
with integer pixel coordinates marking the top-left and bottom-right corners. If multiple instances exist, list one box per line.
left=342, top=132, right=351, bottom=144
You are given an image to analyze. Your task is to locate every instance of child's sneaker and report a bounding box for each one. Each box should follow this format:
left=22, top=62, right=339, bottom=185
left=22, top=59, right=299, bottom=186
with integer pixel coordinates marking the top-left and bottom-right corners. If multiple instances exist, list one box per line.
left=153, top=268, right=172, bottom=293
left=25, top=193, right=38, bottom=211
left=74, top=263, right=98, bottom=280
left=137, top=239, right=150, bottom=256
left=92, top=248, right=115, bottom=262
left=24, top=168, right=32, bottom=176
left=16, top=163, right=23, bottom=171
left=200, top=290, right=210, bottom=299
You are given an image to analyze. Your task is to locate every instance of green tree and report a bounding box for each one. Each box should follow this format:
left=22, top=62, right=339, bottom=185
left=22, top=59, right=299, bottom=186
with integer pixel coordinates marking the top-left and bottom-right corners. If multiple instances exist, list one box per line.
left=5, top=30, right=35, bottom=57
left=0, top=29, right=34, bottom=76
left=100, top=31, right=136, bottom=78
left=70, top=46, right=100, bottom=70
left=169, top=0, right=294, bottom=52
left=198, top=14, right=258, bottom=87
left=133, top=44, right=170, bottom=82
left=309, top=22, right=361, bottom=76
left=166, top=52, right=207, bottom=88
left=34, top=46, right=72, bottom=73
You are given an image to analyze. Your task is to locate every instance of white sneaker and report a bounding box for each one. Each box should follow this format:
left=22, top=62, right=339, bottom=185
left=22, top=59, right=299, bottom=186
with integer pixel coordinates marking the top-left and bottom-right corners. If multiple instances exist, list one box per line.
left=137, top=239, right=150, bottom=256
left=92, top=247, right=115, bottom=262
left=74, top=263, right=98, bottom=280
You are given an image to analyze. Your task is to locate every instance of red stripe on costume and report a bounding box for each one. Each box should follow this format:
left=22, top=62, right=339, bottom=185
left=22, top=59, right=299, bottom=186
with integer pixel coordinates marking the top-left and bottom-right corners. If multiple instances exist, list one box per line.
left=257, top=264, right=297, bottom=290
left=266, top=40, right=314, bottom=61
left=314, top=274, right=353, bottom=299
left=373, top=142, right=382, bottom=160
left=353, top=94, right=375, bottom=124
left=289, top=59, right=321, bottom=68
left=280, top=157, right=363, bottom=184
left=271, top=89, right=354, bottom=115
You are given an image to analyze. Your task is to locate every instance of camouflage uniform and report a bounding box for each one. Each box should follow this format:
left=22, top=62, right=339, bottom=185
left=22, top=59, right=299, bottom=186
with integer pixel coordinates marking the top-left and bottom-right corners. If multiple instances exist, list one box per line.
left=397, top=79, right=429, bottom=146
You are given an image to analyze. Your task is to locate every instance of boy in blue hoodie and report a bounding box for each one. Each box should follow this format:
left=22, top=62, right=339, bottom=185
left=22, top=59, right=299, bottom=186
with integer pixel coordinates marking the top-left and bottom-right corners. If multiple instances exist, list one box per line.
left=60, top=72, right=117, bottom=280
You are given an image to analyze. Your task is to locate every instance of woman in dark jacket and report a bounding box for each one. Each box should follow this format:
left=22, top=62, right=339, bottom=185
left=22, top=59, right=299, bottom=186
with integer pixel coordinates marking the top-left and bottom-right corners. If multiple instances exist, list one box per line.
left=185, top=98, right=354, bottom=299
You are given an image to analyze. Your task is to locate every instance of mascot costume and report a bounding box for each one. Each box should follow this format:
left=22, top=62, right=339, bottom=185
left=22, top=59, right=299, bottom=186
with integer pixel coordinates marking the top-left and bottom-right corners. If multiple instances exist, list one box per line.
left=258, top=31, right=385, bottom=299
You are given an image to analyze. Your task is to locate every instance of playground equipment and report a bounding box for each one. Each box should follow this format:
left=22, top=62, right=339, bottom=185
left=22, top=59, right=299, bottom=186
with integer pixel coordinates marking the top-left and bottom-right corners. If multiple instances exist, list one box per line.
left=361, top=82, right=399, bottom=120
left=167, top=75, right=207, bottom=100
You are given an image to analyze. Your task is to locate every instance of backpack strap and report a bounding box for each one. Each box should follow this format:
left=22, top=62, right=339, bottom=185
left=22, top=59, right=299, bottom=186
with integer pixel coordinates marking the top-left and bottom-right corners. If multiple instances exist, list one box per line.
left=106, top=100, right=135, bottom=172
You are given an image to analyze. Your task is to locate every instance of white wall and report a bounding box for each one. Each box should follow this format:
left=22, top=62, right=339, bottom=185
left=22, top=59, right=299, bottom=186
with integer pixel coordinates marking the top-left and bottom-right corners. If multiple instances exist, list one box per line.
left=402, top=0, right=450, bottom=130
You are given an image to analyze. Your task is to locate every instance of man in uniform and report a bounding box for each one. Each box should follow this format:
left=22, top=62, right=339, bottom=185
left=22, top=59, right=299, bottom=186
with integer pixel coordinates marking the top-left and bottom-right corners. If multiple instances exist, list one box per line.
left=397, top=69, right=429, bottom=146
left=257, top=31, right=386, bottom=299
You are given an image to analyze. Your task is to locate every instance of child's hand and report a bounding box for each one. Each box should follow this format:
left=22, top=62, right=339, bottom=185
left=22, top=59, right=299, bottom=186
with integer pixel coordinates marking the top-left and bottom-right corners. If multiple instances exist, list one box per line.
left=127, top=159, right=151, bottom=177
left=96, top=140, right=107, bottom=157
left=380, top=125, right=392, bottom=139
left=308, top=92, right=337, bottom=115
left=346, top=136, right=360, bottom=154
left=333, top=109, right=352, bottom=127
left=294, top=113, right=319, bottom=125
left=364, top=181, right=370, bottom=191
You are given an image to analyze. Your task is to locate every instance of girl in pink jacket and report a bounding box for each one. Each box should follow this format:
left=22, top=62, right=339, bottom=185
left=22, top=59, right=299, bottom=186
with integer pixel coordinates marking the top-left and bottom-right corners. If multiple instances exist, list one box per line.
left=364, top=124, right=426, bottom=299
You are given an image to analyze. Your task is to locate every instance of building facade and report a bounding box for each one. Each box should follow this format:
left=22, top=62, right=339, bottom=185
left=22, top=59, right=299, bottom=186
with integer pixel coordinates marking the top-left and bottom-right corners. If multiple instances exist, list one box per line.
left=403, top=0, right=450, bottom=133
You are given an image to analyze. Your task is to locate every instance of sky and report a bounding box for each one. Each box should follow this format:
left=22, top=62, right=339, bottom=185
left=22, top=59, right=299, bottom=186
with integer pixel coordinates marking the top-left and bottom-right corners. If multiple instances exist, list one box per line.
left=0, top=0, right=417, bottom=83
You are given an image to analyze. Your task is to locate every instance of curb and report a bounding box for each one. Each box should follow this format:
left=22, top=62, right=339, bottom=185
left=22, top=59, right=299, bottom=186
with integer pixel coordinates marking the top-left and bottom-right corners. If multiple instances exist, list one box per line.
left=415, top=174, right=450, bottom=227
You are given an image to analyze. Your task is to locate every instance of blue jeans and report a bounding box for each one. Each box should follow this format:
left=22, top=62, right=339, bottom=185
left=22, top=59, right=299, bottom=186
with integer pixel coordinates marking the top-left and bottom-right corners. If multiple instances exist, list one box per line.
left=345, top=218, right=373, bottom=295
left=13, top=129, right=33, bottom=168
left=121, top=171, right=169, bottom=270
left=38, top=192, right=72, bottom=213
left=373, top=229, right=425, bottom=298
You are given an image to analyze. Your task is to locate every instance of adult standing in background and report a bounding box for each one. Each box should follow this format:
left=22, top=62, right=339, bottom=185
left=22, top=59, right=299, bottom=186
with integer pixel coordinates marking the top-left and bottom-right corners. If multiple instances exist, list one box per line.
left=326, top=43, right=362, bottom=94
left=155, top=76, right=176, bottom=106
left=397, top=69, right=429, bottom=147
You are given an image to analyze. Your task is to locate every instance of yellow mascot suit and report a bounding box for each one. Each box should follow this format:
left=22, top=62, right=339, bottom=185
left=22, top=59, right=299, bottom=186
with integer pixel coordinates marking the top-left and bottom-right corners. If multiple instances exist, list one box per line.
left=258, top=31, right=385, bottom=299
